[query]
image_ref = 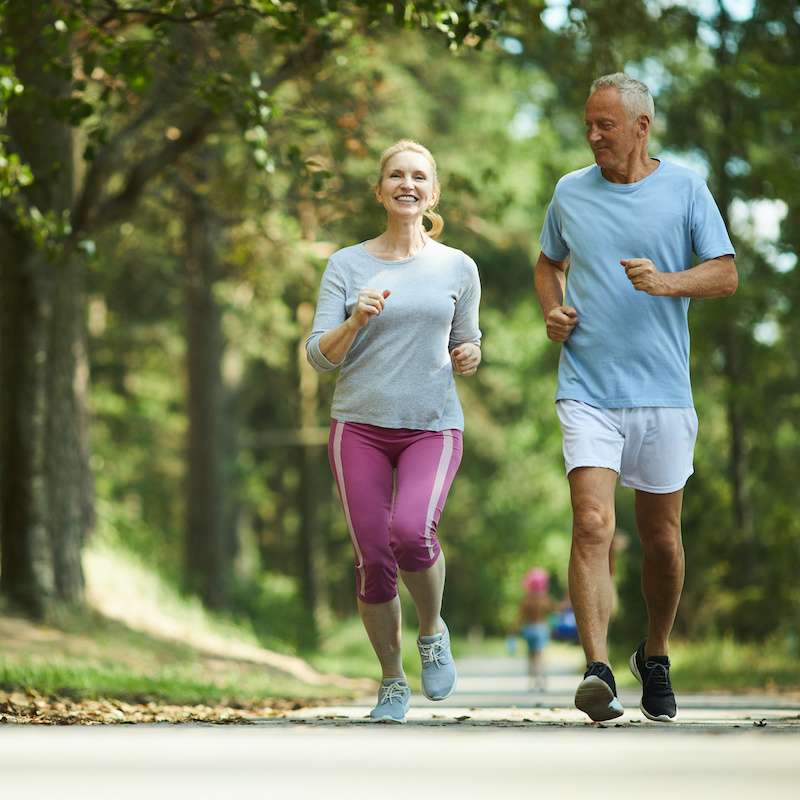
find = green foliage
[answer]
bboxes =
[0,68,29,196]
[0,653,345,705]
[4,0,799,651]
[229,572,312,651]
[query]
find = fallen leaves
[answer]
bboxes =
[0,690,301,725]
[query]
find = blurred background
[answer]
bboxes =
[1,0,798,706]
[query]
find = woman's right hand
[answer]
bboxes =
[349,288,391,329]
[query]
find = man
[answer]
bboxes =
[534,73,737,723]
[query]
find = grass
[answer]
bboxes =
[0,656,339,707]
[0,604,357,707]
[4,541,797,706]
[0,542,365,708]
[5,614,798,707]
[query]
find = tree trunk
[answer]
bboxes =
[0,0,88,614]
[46,253,92,602]
[295,302,331,645]
[0,238,53,615]
[182,188,229,609]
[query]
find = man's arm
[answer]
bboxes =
[534,251,578,342]
[621,255,738,298]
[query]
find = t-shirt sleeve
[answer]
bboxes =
[449,254,482,350]
[690,181,736,261]
[539,191,569,262]
[305,258,347,372]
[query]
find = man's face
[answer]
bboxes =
[584,88,643,172]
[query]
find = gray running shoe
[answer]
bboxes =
[417,621,457,701]
[369,679,411,723]
[575,661,625,722]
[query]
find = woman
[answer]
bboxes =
[306,140,482,723]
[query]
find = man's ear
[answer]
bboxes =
[638,114,651,138]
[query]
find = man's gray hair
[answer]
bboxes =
[590,73,655,122]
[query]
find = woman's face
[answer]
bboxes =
[376,150,437,222]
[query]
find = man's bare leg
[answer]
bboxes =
[568,467,618,665]
[634,488,685,656]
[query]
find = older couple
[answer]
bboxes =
[306,73,736,724]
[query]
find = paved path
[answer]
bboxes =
[2,650,798,799]
[284,649,800,731]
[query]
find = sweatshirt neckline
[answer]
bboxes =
[359,237,431,265]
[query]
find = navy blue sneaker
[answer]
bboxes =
[629,640,677,722]
[575,661,624,722]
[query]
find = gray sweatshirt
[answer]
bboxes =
[306,238,482,431]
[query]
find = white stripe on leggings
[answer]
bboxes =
[423,431,454,560]
[332,421,366,596]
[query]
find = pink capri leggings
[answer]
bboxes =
[328,420,463,604]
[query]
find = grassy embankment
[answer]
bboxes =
[0,542,489,709]
[2,542,797,710]
[0,542,369,710]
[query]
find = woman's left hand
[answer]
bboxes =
[451,342,481,376]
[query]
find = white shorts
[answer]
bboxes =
[556,400,698,494]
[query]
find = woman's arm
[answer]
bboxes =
[450,255,482,376]
[305,256,390,372]
[317,289,391,365]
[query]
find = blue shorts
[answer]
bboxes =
[521,623,549,654]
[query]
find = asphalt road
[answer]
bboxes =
[2,651,798,799]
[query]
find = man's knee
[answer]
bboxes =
[640,520,682,559]
[572,500,615,547]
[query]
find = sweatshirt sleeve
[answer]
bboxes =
[449,254,482,350]
[305,258,347,372]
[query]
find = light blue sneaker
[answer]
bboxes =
[369,679,411,723]
[417,620,457,701]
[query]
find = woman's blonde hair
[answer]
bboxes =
[376,139,444,239]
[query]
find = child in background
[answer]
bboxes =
[517,568,553,691]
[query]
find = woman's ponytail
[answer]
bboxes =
[423,208,444,239]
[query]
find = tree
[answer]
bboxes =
[0,0,506,615]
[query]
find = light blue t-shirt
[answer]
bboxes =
[539,159,735,408]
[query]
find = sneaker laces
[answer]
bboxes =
[379,681,408,704]
[418,638,447,667]
[644,660,672,695]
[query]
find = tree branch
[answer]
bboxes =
[72,29,334,235]
[72,100,164,233]
[91,0,277,29]
[86,111,215,232]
